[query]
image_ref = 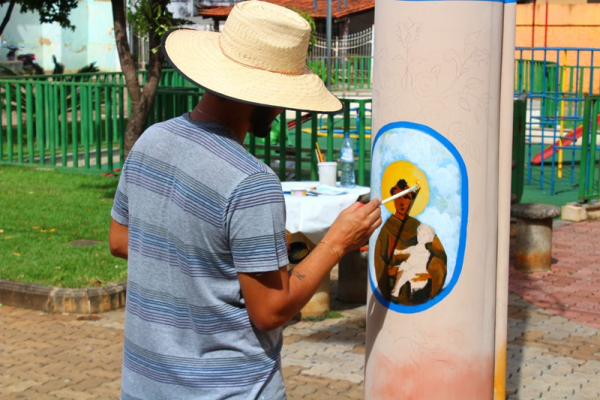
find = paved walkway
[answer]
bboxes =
[1,220,600,399]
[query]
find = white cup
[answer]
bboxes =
[318,162,338,187]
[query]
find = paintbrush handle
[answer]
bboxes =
[381,185,420,205]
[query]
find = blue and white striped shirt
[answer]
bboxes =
[112,113,289,399]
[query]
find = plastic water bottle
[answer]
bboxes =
[340,134,356,188]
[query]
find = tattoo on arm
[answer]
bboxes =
[290,268,306,281]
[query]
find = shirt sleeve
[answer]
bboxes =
[226,172,289,273]
[111,164,129,226]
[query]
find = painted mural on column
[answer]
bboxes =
[366,0,516,398]
[370,122,467,314]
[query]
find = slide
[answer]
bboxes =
[287,112,312,130]
[531,114,600,165]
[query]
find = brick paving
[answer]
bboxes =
[1,220,600,399]
[510,220,600,329]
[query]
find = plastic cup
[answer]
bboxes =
[318,162,338,187]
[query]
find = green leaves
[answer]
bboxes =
[127,0,190,52]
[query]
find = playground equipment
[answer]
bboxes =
[578,95,600,202]
[514,47,600,194]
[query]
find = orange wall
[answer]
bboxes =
[516,3,600,48]
[515,4,600,93]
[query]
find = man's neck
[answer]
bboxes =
[189,93,252,142]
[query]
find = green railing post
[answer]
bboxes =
[0,85,4,162]
[16,82,23,163]
[294,111,302,181]
[106,85,113,172]
[71,85,78,168]
[119,85,125,166]
[588,99,599,199]
[82,85,90,168]
[59,84,68,167]
[50,84,57,166]
[6,83,14,163]
[326,114,334,162]
[310,113,318,180]
[94,86,102,169]
[26,84,34,164]
[578,96,592,201]
[278,113,286,180]
[35,82,44,166]
[358,100,366,186]
[511,98,527,203]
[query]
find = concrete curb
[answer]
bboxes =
[0,279,126,314]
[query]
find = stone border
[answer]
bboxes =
[0,280,126,314]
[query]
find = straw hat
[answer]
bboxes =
[162,0,342,113]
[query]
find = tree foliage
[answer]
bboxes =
[0,0,79,34]
[127,0,188,52]
[286,7,317,55]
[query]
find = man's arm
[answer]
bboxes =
[109,218,129,260]
[238,198,382,332]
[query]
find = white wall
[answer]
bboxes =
[0,0,119,72]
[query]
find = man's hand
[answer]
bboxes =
[321,198,382,256]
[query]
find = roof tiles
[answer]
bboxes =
[198,0,374,20]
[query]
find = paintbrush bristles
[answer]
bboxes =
[381,184,420,205]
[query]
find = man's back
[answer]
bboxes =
[112,114,288,399]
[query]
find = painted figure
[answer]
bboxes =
[390,223,435,298]
[374,179,447,305]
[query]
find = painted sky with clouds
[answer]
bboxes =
[370,126,464,287]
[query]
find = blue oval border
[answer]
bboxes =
[370,121,469,314]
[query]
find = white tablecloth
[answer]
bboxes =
[281,181,371,245]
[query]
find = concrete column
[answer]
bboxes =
[366,1,516,398]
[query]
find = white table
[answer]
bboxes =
[281,181,371,245]
[281,181,371,317]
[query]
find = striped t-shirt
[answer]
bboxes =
[111,113,289,399]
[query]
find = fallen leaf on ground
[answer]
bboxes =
[32,226,39,230]
[13,253,20,257]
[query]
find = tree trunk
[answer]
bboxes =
[0,0,17,37]
[110,0,165,158]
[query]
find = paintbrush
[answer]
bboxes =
[315,142,325,162]
[381,184,420,205]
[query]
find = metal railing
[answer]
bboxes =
[0,79,127,171]
[514,47,600,194]
[1,75,372,184]
[578,95,600,202]
[308,56,372,91]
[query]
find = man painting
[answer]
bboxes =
[374,179,447,305]
[108,2,382,399]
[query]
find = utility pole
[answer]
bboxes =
[326,0,332,89]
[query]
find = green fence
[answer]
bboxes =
[308,56,373,91]
[1,74,372,184]
[0,79,127,171]
[578,95,600,201]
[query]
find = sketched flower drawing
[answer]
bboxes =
[396,18,423,47]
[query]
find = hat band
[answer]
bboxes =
[218,37,306,76]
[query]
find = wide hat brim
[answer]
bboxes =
[162,29,343,114]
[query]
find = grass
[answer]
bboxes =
[0,165,126,288]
